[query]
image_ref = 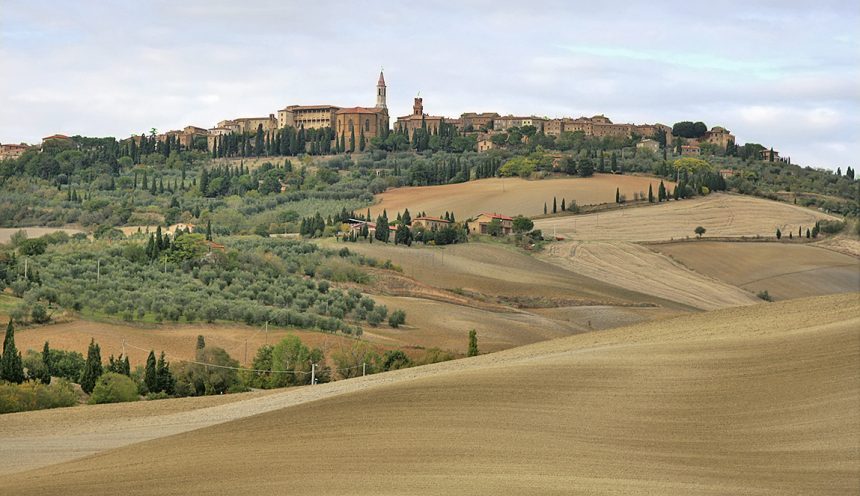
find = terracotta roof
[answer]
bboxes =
[479,212,513,221]
[336,107,385,115]
[396,114,444,121]
[413,216,450,223]
[42,134,71,141]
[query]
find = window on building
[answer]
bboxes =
[365,119,370,131]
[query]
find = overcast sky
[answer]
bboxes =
[1,1,857,169]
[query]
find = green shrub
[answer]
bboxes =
[818,220,846,234]
[89,372,139,404]
[0,379,78,414]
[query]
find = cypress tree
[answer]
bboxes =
[1,319,24,384]
[648,184,654,203]
[156,351,174,395]
[80,338,103,394]
[206,219,212,241]
[544,203,547,215]
[658,180,666,202]
[615,187,620,203]
[776,228,782,239]
[144,350,158,393]
[359,128,366,152]
[349,128,356,153]
[42,341,52,377]
[552,197,557,214]
[122,355,131,376]
[196,335,206,351]
[468,329,478,357]
[561,198,566,211]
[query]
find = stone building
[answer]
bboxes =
[460,112,499,131]
[335,106,389,149]
[468,213,513,235]
[217,115,277,134]
[0,143,30,161]
[703,126,735,150]
[493,115,545,132]
[277,105,340,130]
[396,97,446,138]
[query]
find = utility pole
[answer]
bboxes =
[310,363,316,385]
[24,258,28,280]
[265,321,268,346]
[244,339,248,366]
[362,362,366,377]
[97,259,100,282]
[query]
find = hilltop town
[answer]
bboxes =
[0,71,780,164]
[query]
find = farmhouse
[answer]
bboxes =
[681,144,701,156]
[0,143,30,160]
[469,213,513,235]
[411,216,451,231]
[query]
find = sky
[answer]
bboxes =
[1,0,858,170]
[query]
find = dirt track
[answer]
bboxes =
[2,293,857,495]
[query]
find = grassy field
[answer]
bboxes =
[370,174,670,219]
[654,241,860,301]
[534,193,838,242]
[2,293,856,494]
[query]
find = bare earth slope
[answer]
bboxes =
[371,174,668,219]
[534,193,837,242]
[654,241,860,301]
[2,293,857,495]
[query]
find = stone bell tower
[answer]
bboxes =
[376,70,387,109]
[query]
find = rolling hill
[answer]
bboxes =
[2,293,857,495]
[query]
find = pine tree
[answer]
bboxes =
[80,338,103,394]
[1,319,24,384]
[468,329,478,357]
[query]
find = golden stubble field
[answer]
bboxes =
[370,174,670,219]
[654,241,860,300]
[2,293,857,495]
[534,192,837,242]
